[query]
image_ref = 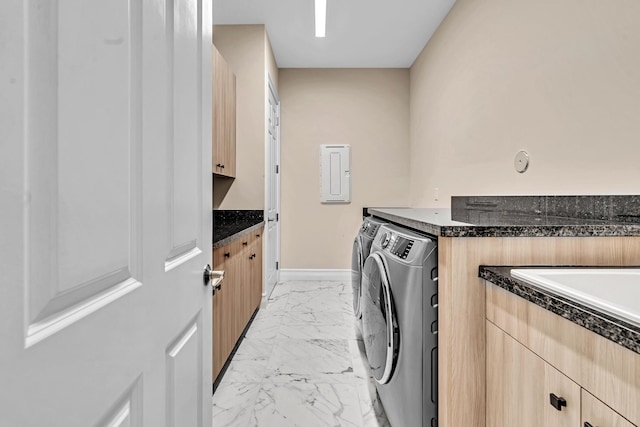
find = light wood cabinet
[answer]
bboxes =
[486,321,581,427]
[212,241,234,381]
[582,390,636,427]
[212,228,263,382]
[212,44,236,178]
[485,281,639,427]
[434,236,640,427]
[249,231,263,311]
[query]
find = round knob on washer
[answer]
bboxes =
[381,232,391,248]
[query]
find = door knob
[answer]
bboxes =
[203,264,224,287]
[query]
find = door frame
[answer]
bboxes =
[263,72,281,301]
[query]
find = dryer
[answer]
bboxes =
[351,216,386,321]
[361,223,438,427]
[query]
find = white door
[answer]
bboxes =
[0,1,212,426]
[264,75,281,299]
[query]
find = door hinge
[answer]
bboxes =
[276,165,279,174]
[276,261,279,270]
[276,213,279,221]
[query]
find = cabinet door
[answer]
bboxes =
[233,236,252,339]
[251,232,263,311]
[486,321,581,427]
[582,390,637,427]
[212,243,232,380]
[225,68,236,177]
[244,237,256,321]
[228,239,246,347]
[212,45,236,178]
[213,240,243,381]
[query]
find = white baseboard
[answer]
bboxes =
[279,269,351,282]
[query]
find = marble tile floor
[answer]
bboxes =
[212,280,391,427]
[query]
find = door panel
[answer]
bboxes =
[24,0,143,347]
[166,318,203,427]
[97,377,144,427]
[0,0,212,425]
[167,0,202,266]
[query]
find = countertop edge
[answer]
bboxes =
[368,209,443,237]
[479,266,640,355]
[213,222,265,249]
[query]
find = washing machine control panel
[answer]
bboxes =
[380,232,391,248]
[390,236,414,259]
[362,221,380,238]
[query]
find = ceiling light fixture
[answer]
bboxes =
[315,0,327,38]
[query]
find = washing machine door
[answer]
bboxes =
[362,252,399,385]
[351,235,364,318]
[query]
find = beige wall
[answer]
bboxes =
[409,0,640,207]
[279,69,410,269]
[213,25,278,209]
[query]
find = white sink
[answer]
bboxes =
[510,268,640,328]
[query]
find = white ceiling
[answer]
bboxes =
[213,0,457,68]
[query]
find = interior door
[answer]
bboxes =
[0,1,212,426]
[265,75,281,299]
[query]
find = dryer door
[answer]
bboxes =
[351,235,364,318]
[362,252,399,384]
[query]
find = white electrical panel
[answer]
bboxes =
[319,144,351,203]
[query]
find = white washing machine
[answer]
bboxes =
[361,223,438,427]
[351,216,387,321]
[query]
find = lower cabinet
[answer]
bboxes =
[248,236,263,312]
[486,282,638,427]
[212,228,263,382]
[582,390,636,427]
[486,321,580,427]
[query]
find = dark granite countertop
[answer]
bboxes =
[213,210,264,248]
[368,195,640,238]
[213,222,264,249]
[480,266,640,355]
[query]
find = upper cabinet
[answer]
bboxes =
[212,44,236,178]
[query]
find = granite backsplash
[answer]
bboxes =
[451,195,640,223]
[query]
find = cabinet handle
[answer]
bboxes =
[256,234,260,237]
[242,241,248,246]
[549,394,567,411]
[584,423,595,427]
[216,163,222,168]
[224,252,230,258]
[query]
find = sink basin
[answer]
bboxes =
[510,268,640,328]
